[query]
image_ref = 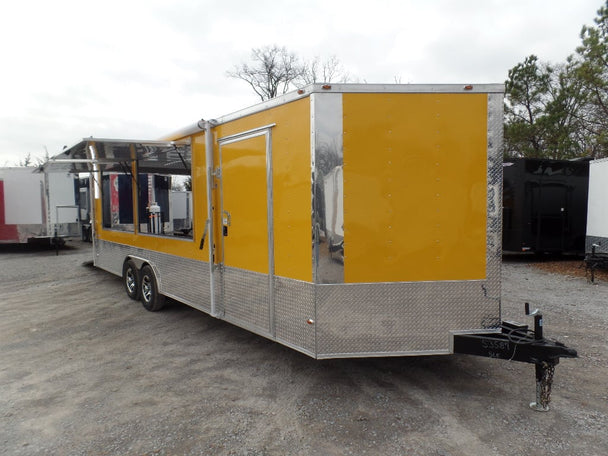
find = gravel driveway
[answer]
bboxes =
[1,242,606,455]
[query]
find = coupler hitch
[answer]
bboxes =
[452,303,577,411]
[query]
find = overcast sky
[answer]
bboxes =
[0,0,603,165]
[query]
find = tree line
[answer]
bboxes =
[15,4,608,165]
[505,1,608,159]
[229,4,608,161]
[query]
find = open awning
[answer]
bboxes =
[40,138,192,175]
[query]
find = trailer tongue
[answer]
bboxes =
[453,303,577,411]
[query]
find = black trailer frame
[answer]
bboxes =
[453,303,577,411]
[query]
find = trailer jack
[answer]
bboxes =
[452,303,577,411]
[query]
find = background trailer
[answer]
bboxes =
[585,158,608,277]
[586,158,608,254]
[51,84,575,409]
[502,158,589,254]
[0,167,79,244]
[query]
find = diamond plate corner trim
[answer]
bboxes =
[485,92,504,316]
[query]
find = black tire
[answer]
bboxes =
[140,265,166,311]
[122,259,140,300]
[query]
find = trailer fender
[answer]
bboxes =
[126,255,148,270]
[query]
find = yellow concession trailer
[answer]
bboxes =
[51,84,578,409]
[50,84,503,358]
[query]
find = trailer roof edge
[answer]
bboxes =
[164,83,505,140]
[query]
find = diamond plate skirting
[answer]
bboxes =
[94,239,211,312]
[95,239,500,358]
[274,276,316,356]
[222,266,271,336]
[315,281,499,358]
[586,235,608,255]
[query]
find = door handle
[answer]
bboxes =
[199,219,209,250]
[222,210,231,237]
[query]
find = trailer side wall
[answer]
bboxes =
[313,91,503,357]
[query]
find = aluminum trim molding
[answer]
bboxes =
[217,124,276,145]
[266,129,276,336]
[209,84,504,129]
[317,349,450,360]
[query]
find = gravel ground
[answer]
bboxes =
[1,242,607,456]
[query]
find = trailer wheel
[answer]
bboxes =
[122,259,140,300]
[140,265,166,312]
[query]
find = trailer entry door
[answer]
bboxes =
[218,126,275,335]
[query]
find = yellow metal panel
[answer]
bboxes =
[214,98,312,281]
[221,135,268,274]
[342,93,488,283]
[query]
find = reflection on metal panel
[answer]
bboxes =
[312,93,344,284]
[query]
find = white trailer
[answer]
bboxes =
[586,158,608,254]
[0,167,80,244]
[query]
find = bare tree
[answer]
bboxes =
[35,148,50,166]
[17,152,32,167]
[227,45,303,101]
[298,55,349,85]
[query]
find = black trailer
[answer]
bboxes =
[502,158,589,254]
